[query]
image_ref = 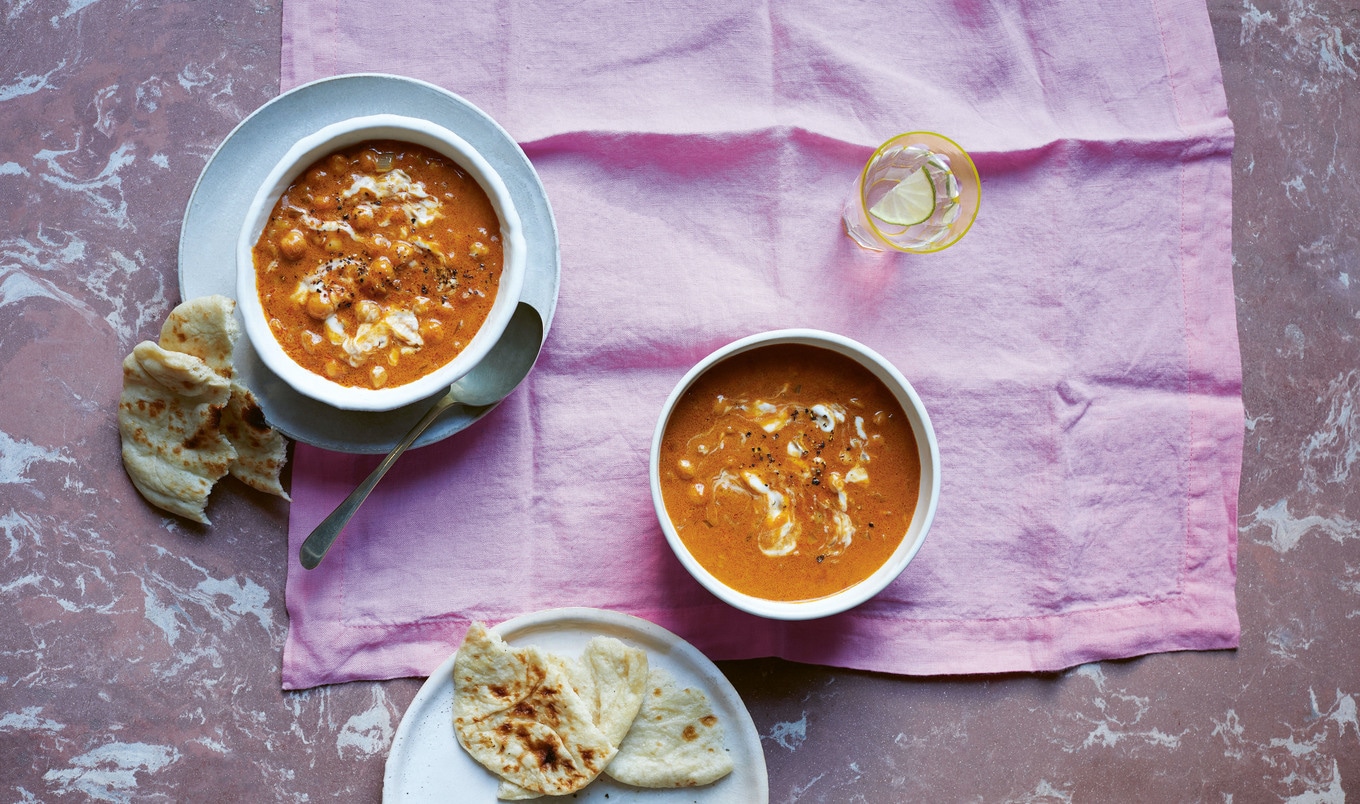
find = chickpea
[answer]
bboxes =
[368,256,394,287]
[393,241,414,262]
[328,154,348,173]
[355,299,382,324]
[324,316,345,344]
[325,235,344,254]
[358,150,379,172]
[413,295,432,314]
[419,318,442,342]
[305,291,335,320]
[370,365,388,388]
[324,360,343,378]
[279,229,307,260]
[298,330,324,353]
[351,205,375,231]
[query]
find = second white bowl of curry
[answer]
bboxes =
[236,114,527,412]
[650,330,940,620]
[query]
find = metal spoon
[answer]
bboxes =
[299,302,544,570]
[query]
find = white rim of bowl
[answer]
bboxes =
[649,329,941,620]
[235,114,527,412]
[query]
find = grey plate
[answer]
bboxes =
[178,73,559,454]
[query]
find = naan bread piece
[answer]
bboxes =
[118,341,236,524]
[495,654,576,800]
[574,636,649,746]
[157,295,289,499]
[493,782,544,801]
[158,294,239,376]
[495,773,555,801]
[220,383,290,499]
[495,639,648,800]
[606,667,734,788]
[454,624,616,796]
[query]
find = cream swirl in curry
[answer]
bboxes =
[252,139,502,390]
[658,343,921,602]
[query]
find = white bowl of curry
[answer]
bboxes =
[237,114,527,412]
[650,330,940,620]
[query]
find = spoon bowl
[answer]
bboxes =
[298,302,545,569]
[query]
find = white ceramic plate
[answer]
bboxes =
[382,608,769,803]
[178,73,560,453]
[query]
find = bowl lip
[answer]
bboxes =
[649,329,941,621]
[235,113,528,412]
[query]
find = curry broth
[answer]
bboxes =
[252,139,503,390]
[659,344,921,602]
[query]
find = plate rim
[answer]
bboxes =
[382,607,770,803]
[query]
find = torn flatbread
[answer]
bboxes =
[220,384,290,499]
[158,294,239,376]
[605,667,734,788]
[454,624,616,796]
[156,294,289,499]
[496,637,648,799]
[118,341,236,524]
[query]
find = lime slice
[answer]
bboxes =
[868,167,936,227]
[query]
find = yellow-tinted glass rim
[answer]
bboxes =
[860,131,981,254]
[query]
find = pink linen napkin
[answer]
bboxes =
[279,0,1241,689]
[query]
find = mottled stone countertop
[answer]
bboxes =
[2,0,1356,800]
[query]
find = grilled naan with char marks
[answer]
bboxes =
[157,294,289,500]
[453,623,615,796]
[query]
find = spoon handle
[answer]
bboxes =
[298,390,460,570]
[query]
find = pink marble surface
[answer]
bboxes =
[0,0,1355,801]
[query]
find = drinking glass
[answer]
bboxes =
[843,131,980,253]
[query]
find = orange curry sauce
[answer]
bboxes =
[659,344,921,602]
[252,139,503,389]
